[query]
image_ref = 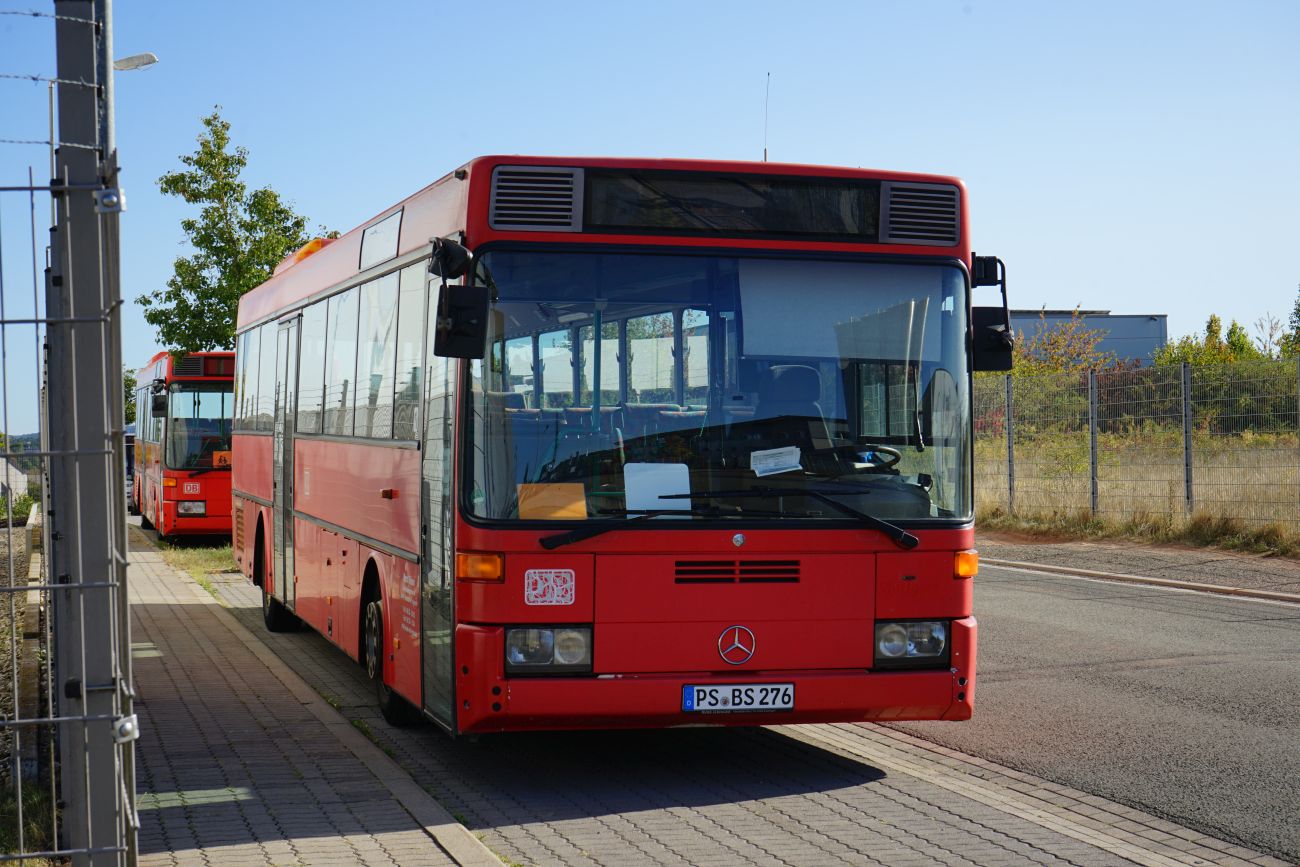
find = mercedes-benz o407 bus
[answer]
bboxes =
[232,156,1013,734]
[133,350,235,538]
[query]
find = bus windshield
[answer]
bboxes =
[466,250,971,525]
[166,382,234,470]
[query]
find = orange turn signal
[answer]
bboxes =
[955,550,979,579]
[162,477,177,488]
[456,552,504,582]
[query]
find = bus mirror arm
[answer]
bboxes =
[971,255,1015,372]
[429,237,471,279]
[430,237,489,359]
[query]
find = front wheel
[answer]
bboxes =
[261,587,297,632]
[363,598,420,727]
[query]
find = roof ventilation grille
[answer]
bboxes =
[490,166,583,232]
[881,182,960,246]
[172,356,203,376]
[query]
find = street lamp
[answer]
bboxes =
[113,53,159,72]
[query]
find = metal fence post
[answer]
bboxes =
[1089,369,1098,515]
[48,1,135,863]
[1005,374,1015,514]
[1182,361,1194,516]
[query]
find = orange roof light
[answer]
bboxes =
[955,550,979,579]
[274,237,336,275]
[293,237,334,263]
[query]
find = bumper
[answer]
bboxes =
[161,509,232,536]
[455,617,977,734]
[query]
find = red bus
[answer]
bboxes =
[233,156,1012,734]
[132,350,236,538]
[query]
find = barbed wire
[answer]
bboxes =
[0,9,95,24]
[0,139,96,150]
[0,72,94,88]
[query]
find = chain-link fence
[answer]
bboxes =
[976,359,1300,529]
[1,2,136,864]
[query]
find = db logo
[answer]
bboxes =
[524,569,575,606]
[183,482,200,495]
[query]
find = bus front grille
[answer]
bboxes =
[674,560,800,584]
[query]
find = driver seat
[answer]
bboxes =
[752,364,833,452]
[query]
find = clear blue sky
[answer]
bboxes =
[1,0,1297,433]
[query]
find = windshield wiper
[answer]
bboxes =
[661,487,919,550]
[539,504,775,550]
[187,464,231,477]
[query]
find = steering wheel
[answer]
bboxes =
[853,445,902,469]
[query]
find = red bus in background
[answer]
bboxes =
[132,350,235,538]
[233,156,1012,735]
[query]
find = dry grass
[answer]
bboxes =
[976,431,1300,544]
[977,504,1300,558]
[154,540,238,577]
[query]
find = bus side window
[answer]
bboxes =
[324,287,360,437]
[539,329,574,409]
[682,309,710,406]
[627,313,675,404]
[255,322,277,432]
[392,264,426,440]
[354,274,399,438]
[297,301,328,433]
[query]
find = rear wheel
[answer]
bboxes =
[139,493,153,529]
[363,597,419,726]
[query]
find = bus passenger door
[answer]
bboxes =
[273,318,300,611]
[421,351,456,729]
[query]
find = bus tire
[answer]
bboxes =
[363,596,419,727]
[261,587,296,633]
[139,498,153,530]
[255,528,296,632]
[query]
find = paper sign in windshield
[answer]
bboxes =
[525,569,575,606]
[750,446,802,477]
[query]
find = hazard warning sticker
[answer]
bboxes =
[524,569,575,606]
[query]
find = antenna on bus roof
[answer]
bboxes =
[763,72,770,162]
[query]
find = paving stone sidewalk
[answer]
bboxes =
[977,533,1300,597]
[128,534,489,866]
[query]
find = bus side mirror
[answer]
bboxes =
[971,254,1014,372]
[971,307,1014,371]
[430,237,471,279]
[432,283,489,359]
[151,393,168,414]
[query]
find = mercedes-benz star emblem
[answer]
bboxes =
[718,625,756,665]
[732,533,745,547]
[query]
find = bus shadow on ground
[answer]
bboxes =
[217,595,889,831]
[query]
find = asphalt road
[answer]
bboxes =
[894,563,1300,861]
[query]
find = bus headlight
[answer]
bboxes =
[874,620,949,668]
[177,501,206,516]
[504,626,592,675]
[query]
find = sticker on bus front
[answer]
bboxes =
[524,569,575,606]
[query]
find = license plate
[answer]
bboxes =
[682,683,794,713]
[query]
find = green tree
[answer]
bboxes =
[1010,309,1119,376]
[1280,284,1300,358]
[1154,314,1262,366]
[123,368,136,426]
[139,108,318,352]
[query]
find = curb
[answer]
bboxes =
[166,564,501,867]
[983,557,1300,605]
